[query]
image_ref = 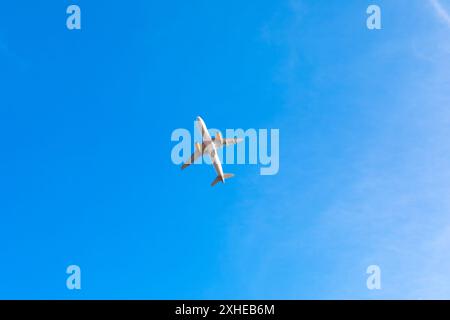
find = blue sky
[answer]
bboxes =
[1,0,450,299]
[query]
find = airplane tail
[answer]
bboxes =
[211,173,234,187]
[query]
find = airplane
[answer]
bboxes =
[181,116,243,187]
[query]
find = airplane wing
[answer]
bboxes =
[181,142,203,170]
[213,136,243,149]
[181,150,202,170]
[222,137,243,146]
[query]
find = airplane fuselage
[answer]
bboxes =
[196,117,225,182]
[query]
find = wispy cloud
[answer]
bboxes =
[220,0,450,299]
[430,0,450,27]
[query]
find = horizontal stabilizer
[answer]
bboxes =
[211,176,221,187]
[211,173,234,187]
[223,173,234,179]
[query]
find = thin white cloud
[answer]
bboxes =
[220,0,450,299]
[430,0,450,27]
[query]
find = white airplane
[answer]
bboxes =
[181,116,243,187]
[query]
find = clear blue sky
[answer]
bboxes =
[1,0,450,299]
